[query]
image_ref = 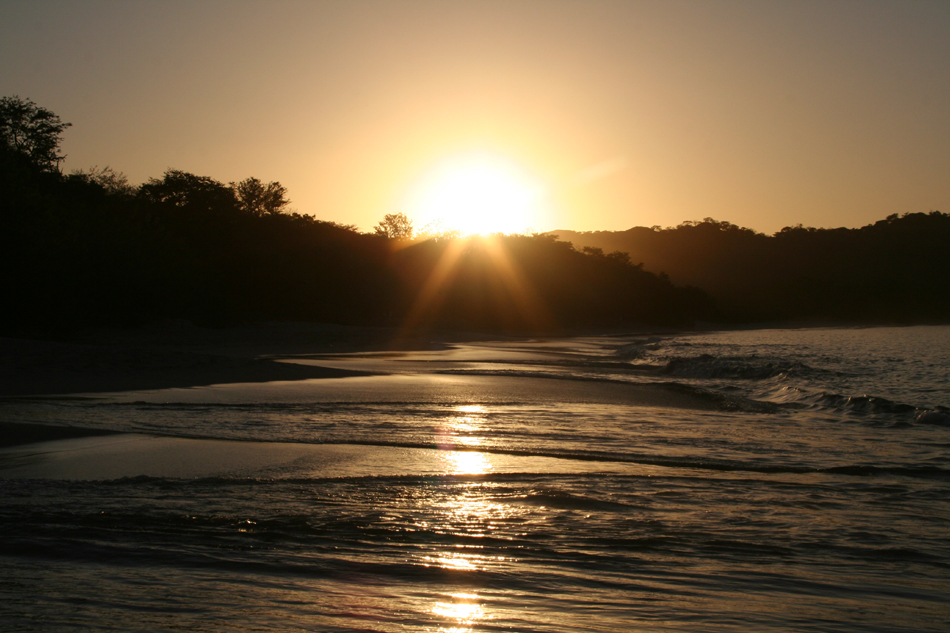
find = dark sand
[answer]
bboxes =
[0,421,120,448]
[0,321,491,398]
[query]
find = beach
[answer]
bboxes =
[1,324,948,632]
[0,320,708,477]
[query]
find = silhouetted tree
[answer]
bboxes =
[231,177,290,216]
[416,219,461,242]
[606,251,632,265]
[138,169,237,215]
[0,95,71,172]
[374,212,413,239]
[68,165,136,196]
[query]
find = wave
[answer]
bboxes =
[803,392,950,423]
[328,440,950,481]
[425,368,779,412]
[813,392,917,415]
[659,354,824,380]
[514,489,637,511]
[915,410,950,426]
[612,337,667,360]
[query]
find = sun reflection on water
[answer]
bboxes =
[424,405,509,630]
[443,450,491,475]
[429,553,478,570]
[432,592,487,631]
[438,404,489,449]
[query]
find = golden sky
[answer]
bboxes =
[2,0,948,234]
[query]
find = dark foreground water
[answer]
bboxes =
[1,326,949,631]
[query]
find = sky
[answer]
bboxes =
[2,0,948,235]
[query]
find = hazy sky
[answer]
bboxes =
[2,0,948,234]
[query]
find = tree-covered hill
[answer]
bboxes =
[6,95,941,335]
[550,214,950,323]
[1,96,713,335]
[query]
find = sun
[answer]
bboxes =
[404,152,547,236]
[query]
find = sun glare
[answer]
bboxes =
[405,153,547,236]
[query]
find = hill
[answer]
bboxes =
[549,215,950,323]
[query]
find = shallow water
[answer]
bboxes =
[1,325,948,631]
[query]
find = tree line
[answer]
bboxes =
[1,96,714,335]
[551,212,950,323]
[7,95,941,334]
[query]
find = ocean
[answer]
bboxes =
[1,325,948,631]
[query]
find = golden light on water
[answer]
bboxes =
[431,554,478,570]
[418,404,510,630]
[435,405,489,451]
[444,450,492,475]
[405,152,548,236]
[445,405,487,446]
[432,592,486,631]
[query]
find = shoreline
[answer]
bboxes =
[2,318,931,399]
[0,319,684,400]
[2,320,934,450]
[0,321,486,399]
[0,321,615,449]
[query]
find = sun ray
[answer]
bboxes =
[475,236,558,332]
[397,234,557,337]
[397,237,470,334]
